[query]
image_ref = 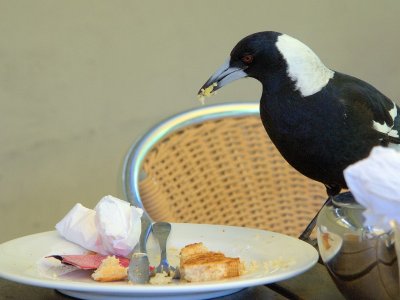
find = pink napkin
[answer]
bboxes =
[47,254,130,270]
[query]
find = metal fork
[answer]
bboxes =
[152,222,176,276]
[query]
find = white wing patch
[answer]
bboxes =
[372,104,399,138]
[276,34,334,97]
[373,120,392,135]
[389,129,399,138]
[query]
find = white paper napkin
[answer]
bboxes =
[344,146,400,230]
[55,195,143,257]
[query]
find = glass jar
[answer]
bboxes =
[317,192,399,299]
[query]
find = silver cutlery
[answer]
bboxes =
[128,212,152,283]
[152,222,177,276]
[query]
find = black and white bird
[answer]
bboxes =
[198,31,400,239]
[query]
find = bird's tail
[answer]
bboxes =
[388,104,400,150]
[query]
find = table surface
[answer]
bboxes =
[0,263,345,300]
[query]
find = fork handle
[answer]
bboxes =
[152,222,171,267]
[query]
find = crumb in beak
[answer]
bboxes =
[198,82,218,105]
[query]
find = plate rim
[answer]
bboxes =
[0,224,319,295]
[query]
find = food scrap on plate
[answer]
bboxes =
[47,242,244,283]
[45,195,247,284]
[180,242,244,282]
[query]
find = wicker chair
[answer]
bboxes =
[122,102,327,237]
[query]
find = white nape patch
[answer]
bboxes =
[372,104,399,137]
[276,34,334,97]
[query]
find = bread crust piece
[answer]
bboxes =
[180,242,209,264]
[180,243,244,282]
[91,256,128,282]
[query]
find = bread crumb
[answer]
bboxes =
[198,83,218,104]
[91,256,127,282]
[263,257,295,274]
[150,271,173,284]
[244,260,259,274]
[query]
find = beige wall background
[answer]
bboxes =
[1,0,399,243]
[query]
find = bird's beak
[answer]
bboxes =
[198,59,248,97]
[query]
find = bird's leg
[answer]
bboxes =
[298,196,332,243]
[298,185,339,243]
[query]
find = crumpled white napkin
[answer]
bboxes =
[343,146,400,230]
[55,195,143,257]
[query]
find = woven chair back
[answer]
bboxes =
[132,109,326,237]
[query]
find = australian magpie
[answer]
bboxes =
[198,31,400,240]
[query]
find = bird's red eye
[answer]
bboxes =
[241,54,254,64]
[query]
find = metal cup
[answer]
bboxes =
[317,192,399,300]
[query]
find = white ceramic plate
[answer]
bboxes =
[0,223,318,300]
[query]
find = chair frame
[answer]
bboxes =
[122,102,260,210]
